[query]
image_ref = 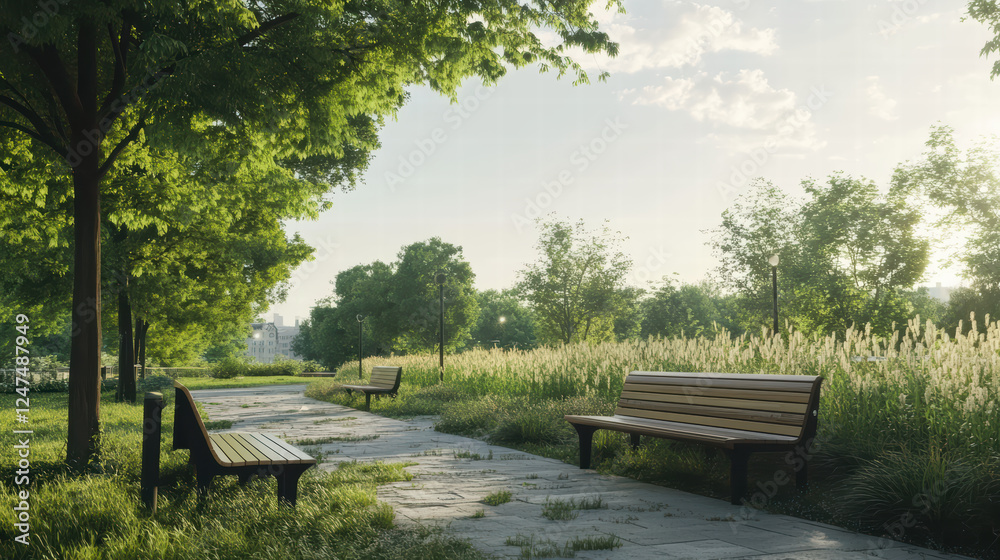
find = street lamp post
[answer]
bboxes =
[356,314,365,379]
[435,271,446,381]
[498,315,506,348]
[768,254,780,336]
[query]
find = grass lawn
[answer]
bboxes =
[0,390,489,560]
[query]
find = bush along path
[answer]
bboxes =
[191,384,976,560]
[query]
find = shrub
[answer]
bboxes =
[210,357,247,379]
[137,374,175,396]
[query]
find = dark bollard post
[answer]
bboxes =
[142,392,165,513]
[101,366,107,381]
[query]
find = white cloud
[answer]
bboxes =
[866,76,898,121]
[575,2,778,73]
[625,69,827,151]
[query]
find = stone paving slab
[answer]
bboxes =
[190,385,973,560]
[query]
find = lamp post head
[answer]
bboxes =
[356,314,364,323]
[768,254,780,267]
[435,271,446,285]
[498,316,506,324]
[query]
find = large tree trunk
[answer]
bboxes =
[66,152,103,468]
[116,282,135,403]
[67,19,104,466]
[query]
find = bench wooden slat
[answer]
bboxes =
[224,433,276,465]
[243,433,307,464]
[210,439,234,465]
[617,398,805,426]
[625,374,814,393]
[234,433,288,463]
[630,371,820,382]
[215,433,264,465]
[254,433,316,464]
[209,432,247,466]
[564,414,798,445]
[619,390,809,413]
[615,406,803,437]
[622,382,812,403]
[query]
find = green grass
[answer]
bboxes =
[203,420,234,430]
[291,435,380,445]
[303,325,1000,558]
[0,392,490,560]
[314,417,357,424]
[505,533,620,559]
[482,490,512,506]
[175,376,305,390]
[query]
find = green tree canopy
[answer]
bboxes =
[0,0,621,465]
[516,217,632,344]
[471,289,537,349]
[293,237,479,368]
[709,176,929,337]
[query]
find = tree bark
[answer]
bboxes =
[139,320,149,374]
[117,282,135,403]
[66,148,102,468]
[66,20,103,468]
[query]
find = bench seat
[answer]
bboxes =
[173,381,316,504]
[565,371,822,505]
[562,415,799,447]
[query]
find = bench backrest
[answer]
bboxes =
[369,366,402,391]
[172,381,225,463]
[616,372,822,441]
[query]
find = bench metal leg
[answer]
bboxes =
[364,393,372,411]
[728,449,750,505]
[277,465,309,506]
[196,469,215,498]
[572,424,598,469]
[796,457,808,490]
[629,433,641,450]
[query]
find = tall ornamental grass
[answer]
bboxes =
[338,316,999,461]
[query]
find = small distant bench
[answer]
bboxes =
[564,371,822,505]
[172,381,316,505]
[341,366,402,410]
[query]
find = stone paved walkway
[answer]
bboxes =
[190,385,972,560]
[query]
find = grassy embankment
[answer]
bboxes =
[307,317,1000,559]
[0,390,488,560]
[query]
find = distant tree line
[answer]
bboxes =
[293,126,1000,370]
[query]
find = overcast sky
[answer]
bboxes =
[270,0,999,324]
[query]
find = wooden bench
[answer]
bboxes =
[172,381,316,505]
[341,366,402,410]
[564,371,822,505]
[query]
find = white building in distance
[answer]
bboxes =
[927,282,954,303]
[245,313,303,363]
